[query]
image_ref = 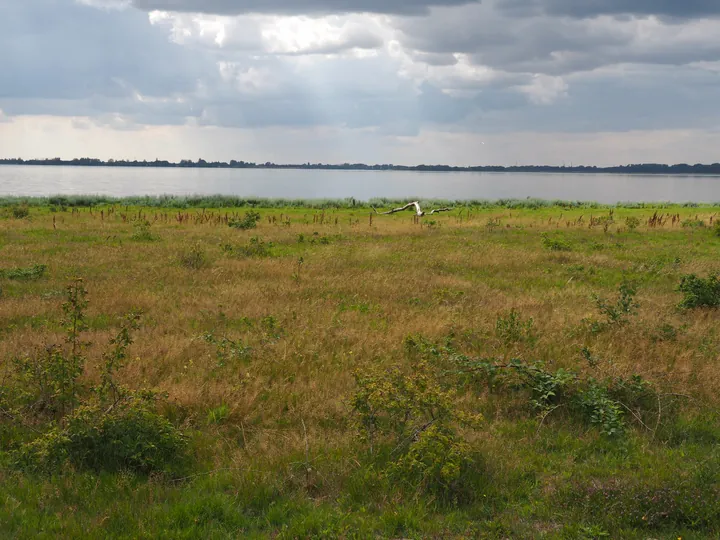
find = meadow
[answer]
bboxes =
[1,198,719,539]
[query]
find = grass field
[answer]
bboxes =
[1,200,720,538]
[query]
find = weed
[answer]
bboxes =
[202,332,252,367]
[12,279,89,417]
[495,309,537,347]
[677,273,720,308]
[485,218,501,231]
[207,404,231,425]
[650,322,680,343]
[580,346,599,367]
[292,257,305,282]
[260,315,284,341]
[15,398,187,474]
[592,280,639,326]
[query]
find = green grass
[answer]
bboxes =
[1,201,720,537]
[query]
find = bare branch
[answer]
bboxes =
[372,201,453,217]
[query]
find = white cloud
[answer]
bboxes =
[518,74,568,104]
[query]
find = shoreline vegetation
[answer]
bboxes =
[3,157,720,174]
[1,195,720,209]
[2,201,720,537]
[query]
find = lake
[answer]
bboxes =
[1,165,720,203]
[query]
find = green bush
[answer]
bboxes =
[456,357,660,438]
[541,233,572,252]
[228,211,261,230]
[625,216,640,231]
[352,360,481,497]
[131,219,156,241]
[677,273,720,308]
[15,399,187,474]
[0,264,47,281]
[386,425,474,497]
[9,205,30,219]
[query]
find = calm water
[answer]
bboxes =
[1,166,720,203]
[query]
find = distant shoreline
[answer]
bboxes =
[2,159,720,175]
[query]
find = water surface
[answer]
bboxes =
[1,166,720,203]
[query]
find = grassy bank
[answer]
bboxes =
[1,201,720,538]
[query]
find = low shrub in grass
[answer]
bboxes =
[228,211,261,230]
[352,360,482,499]
[179,243,208,269]
[0,264,47,281]
[15,398,188,474]
[677,273,720,308]
[130,219,157,241]
[541,233,572,252]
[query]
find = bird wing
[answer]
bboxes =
[428,207,453,215]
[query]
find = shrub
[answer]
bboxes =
[541,233,572,252]
[713,221,720,237]
[131,219,156,241]
[9,205,30,219]
[236,237,274,258]
[625,216,640,231]
[352,360,481,496]
[386,425,473,497]
[0,264,47,281]
[16,399,187,474]
[682,219,705,229]
[455,357,660,438]
[229,211,261,230]
[677,273,720,309]
[4,280,187,474]
[179,243,208,269]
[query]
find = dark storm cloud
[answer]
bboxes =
[132,0,479,15]
[497,0,720,19]
[397,3,720,75]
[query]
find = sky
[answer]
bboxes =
[1,0,720,166]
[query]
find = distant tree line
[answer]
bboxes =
[1,157,720,175]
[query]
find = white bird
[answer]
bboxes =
[372,201,452,217]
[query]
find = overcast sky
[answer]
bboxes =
[1,0,719,165]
